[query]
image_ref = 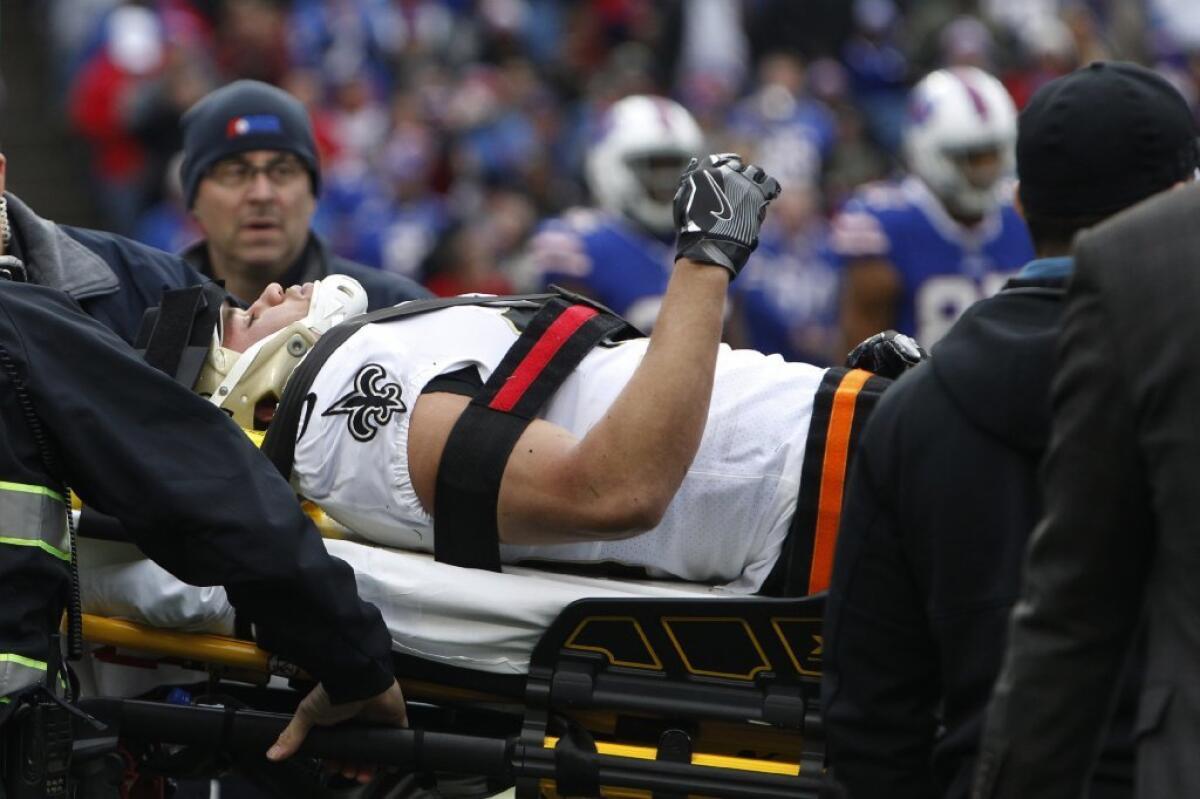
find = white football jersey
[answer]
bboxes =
[292,303,826,592]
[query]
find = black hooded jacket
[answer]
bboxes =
[822,275,1135,798]
[0,281,395,709]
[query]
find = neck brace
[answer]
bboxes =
[194,275,368,428]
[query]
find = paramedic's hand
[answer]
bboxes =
[673,153,782,278]
[845,329,926,379]
[266,679,408,780]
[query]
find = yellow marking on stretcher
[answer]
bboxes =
[770,616,824,677]
[660,617,772,681]
[244,425,352,540]
[82,615,274,673]
[564,616,664,670]
[241,426,351,539]
[542,736,802,776]
[300,501,352,539]
[82,617,514,708]
[81,616,519,710]
[241,427,267,448]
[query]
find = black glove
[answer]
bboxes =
[673,153,782,278]
[845,330,927,379]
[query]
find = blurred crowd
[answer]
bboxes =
[35,0,1200,363]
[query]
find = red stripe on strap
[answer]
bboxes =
[489,305,598,412]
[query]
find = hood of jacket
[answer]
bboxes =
[929,277,1066,452]
[5,193,120,299]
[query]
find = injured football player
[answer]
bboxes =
[145,155,909,596]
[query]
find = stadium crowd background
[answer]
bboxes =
[16,0,1200,363]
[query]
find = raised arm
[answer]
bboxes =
[410,155,780,544]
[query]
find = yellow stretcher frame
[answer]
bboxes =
[78,419,822,795]
[80,614,807,788]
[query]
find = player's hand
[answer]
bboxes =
[673,153,782,278]
[266,679,408,783]
[845,330,926,379]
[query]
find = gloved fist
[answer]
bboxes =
[845,330,927,379]
[673,153,782,278]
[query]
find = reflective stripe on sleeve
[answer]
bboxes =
[0,480,69,561]
[0,652,48,698]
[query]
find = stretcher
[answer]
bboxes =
[69,506,830,798]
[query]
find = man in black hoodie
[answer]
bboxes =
[821,62,1199,799]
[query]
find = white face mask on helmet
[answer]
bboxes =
[904,67,1017,219]
[586,95,705,236]
[193,275,368,429]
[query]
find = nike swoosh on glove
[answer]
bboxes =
[673,153,782,278]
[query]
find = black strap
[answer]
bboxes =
[262,287,639,480]
[433,298,631,571]
[507,559,655,580]
[758,368,890,597]
[553,718,601,798]
[654,729,692,799]
[261,292,559,478]
[137,282,227,386]
[421,365,483,398]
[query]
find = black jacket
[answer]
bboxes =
[0,281,394,706]
[975,185,1200,798]
[6,192,206,344]
[823,276,1135,798]
[184,234,431,309]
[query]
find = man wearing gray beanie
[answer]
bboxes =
[179,80,429,308]
[825,61,1198,799]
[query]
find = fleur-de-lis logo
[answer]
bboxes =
[322,363,407,442]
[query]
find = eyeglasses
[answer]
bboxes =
[206,157,307,189]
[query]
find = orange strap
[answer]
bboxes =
[807,368,872,594]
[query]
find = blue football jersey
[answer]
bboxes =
[832,176,1034,345]
[733,224,841,366]
[531,210,674,332]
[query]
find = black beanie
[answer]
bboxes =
[180,80,320,208]
[1017,62,1199,218]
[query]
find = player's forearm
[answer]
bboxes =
[570,259,728,528]
[496,155,778,541]
[558,153,779,534]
